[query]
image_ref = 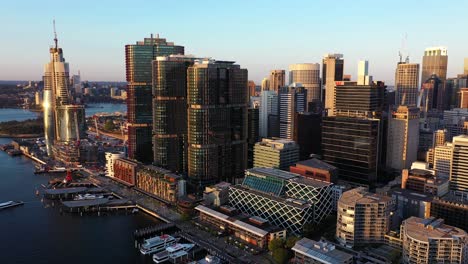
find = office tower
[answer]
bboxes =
[290,158,338,183]
[247,107,259,168]
[336,188,393,248]
[460,88,468,108]
[187,59,248,191]
[418,129,434,160]
[421,74,444,112]
[433,129,447,147]
[152,55,195,173]
[55,105,86,142]
[279,83,306,139]
[253,138,299,170]
[357,60,371,85]
[395,62,419,106]
[269,70,285,92]
[292,238,353,264]
[386,106,419,170]
[323,54,344,116]
[401,217,467,264]
[421,47,448,83]
[229,168,334,234]
[334,81,386,117]
[261,77,270,91]
[433,143,452,177]
[248,80,256,97]
[293,112,322,159]
[430,196,468,232]
[443,108,468,140]
[322,116,381,185]
[450,135,468,194]
[125,35,184,163]
[465,58,468,75]
[259,90,278,138]
[289,63,321,110]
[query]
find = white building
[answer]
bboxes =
[450,135,468,195]
[105,151,125,177]
[259,90,278,138]
[433,143,453,177]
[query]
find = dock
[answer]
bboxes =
[134,223,176,238]
[0,201,24,210]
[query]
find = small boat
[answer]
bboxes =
[0,201,24,210]
[152,243,195,263]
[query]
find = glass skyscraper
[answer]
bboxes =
[125,35,184,163]
[187,59,248,192]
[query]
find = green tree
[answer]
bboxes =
[268,238,285,252]
[272,248,289,264]
[285,236,301,249]
[104,119,115,131]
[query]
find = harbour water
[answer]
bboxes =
[0,104,157,264]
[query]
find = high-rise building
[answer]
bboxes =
[259,90,278,138]
[322,116,381,185]
[433,129,447,147]
[279,83,306,139]
[464,58,468,75]
[401,217,467,264]
[253,138,299,170]
[386,106,420,171]
[152,55,195,173]
[323,54,344,116]
[248,80,256,97]
[261,77,270,91]
[125,35,184,163]
[443,108,468,140]
[395,62,419,106]
[289,63,321,110]
[421,74,444,112]
[269,70,285,92]
[450,135,468,195]
[293,112,322,159]
[187,59,248,192]
[357,60,371,85]
[433,143,452,177]
[460,88,468,108]
[247,107,259,168]
[421,47,448,83]
[334,81,386,118]
[336,188,393,248]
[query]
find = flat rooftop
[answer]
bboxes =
[289,176,332,188]
[247,167,298,181]
[404,217,467,242]
[340,187,392,205]
[292,238,353,263]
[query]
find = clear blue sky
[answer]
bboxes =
[1,0,467,84]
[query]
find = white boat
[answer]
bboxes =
[139,234,179,255]
[152,243,195,263]
[0,201,14,207]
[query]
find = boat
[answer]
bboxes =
[0,201,24,210]
[152,243,195,263]
[139,234,179,255]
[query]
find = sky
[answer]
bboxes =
[1,0,467,84]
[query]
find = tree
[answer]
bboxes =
[104,119,115,131]
[285,236,301,249]
[272,248,289,264]
[268,238,285,252]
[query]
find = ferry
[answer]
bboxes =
[152,243,194,263]
[139,234,179,255]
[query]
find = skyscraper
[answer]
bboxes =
[421,74,444,112]
[187,59,248,192]
[152,55,195,173]
[450,135,468,195]
[334,81,386,117]
[269,70,285,92]
[293,112,322,160]
[289,63,320,110]
[279,83,306,139]
[248,80,256,97]
[386,106,420,170]
[421,47,448,83]
[357,60,369,85]
[125,35,184,163]
[259,90,278,138]
[395,62,419,106]
[261,77,270,91]
[323,54,344,116]
[247,107,259,168]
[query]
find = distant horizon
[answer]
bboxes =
[1,0,467,85]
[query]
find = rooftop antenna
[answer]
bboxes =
[53,19,58,49]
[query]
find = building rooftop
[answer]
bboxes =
[246,167,298,181]
[255,138,299,150]
[289,176,332,188]
[292,238,353,263]
[390,188,434,202]
[403,217,467,243]
[230,185,312,209]
[295,158,337,171]
[339,187,392,206]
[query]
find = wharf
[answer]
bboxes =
[134,223,176,238]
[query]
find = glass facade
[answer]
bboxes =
[187,61,248,192]
[125,36,184,163]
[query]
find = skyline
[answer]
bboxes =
[1,0,468,84]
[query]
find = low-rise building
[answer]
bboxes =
[336,187,393,248]
[401,166,449,197]
[290,158,338,183]
[292,238,353,264]
[203,182,231,207]
[136,165,185,204]
[105,151,125,177]
[253,138,299,170]
[390,188,433,228]
[195,205,286,250]
[113,158,138,186]
[401,217,468,264]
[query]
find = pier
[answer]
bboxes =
[134,223,176,238]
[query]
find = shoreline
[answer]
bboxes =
[0,133,43,138]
